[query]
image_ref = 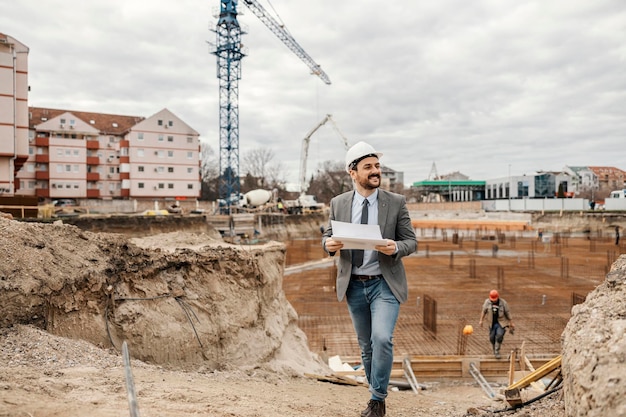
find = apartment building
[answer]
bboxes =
[17,107,201,201]
[587,166,626,193]
[0,33,29,196]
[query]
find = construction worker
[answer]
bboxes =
[479,289,514,359]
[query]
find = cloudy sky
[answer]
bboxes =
[2,0,625,188]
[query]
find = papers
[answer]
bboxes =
[331,220,387,250]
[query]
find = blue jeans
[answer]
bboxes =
[489,322,506,345]
[346,277,400,400]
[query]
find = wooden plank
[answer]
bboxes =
[506,355,561,391]
[508,349,516,386]
[304,373,367,387]
[519,341,526,372]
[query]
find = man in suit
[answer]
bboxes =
[322,141,417,417]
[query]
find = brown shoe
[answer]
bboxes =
[361,399,385,417]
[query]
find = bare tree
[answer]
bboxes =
[241,148,286,190]
[200,141,219,201]
[306,161,352,204]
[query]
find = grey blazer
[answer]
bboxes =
[322,190,417,303]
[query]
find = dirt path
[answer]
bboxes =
[0,325,565,417]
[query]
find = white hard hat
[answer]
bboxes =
[345,141,383,172]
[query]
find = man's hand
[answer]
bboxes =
[375,239,396,256]
[324,237,344,253]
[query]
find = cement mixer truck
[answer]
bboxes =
[217,189,275,211]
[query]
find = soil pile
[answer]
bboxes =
[562,255,626,417]
[0,218,327,375]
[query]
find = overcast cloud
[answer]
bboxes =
[2,0,625,188]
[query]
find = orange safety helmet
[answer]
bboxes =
[489,289,499,301]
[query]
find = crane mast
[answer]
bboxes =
[211,0,330,209]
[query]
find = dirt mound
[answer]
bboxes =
[0,218,327,375]
[562,254,626,417]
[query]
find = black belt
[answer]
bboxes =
[350,274,383,282]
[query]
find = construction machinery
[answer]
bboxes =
[298,114,350,196]
[210,0,330,212]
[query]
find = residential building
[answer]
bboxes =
[587,166,626,193]
[563,166,598,195]
[0,33,29,196]
[379,164,403,192]
[17,107,201,201]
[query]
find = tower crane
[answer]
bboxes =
[299,114,350,195]
[211,0,331,210]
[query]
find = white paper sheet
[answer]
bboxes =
[331,220,387,250]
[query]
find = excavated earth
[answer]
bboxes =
[0,215,624,417]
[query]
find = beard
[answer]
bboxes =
[357,174,381,190]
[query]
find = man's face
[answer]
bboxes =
[351,156,381,190]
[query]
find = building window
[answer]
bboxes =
[187,137,193,143]
[60,118,66,124]
[167,136,173,142]
[168,120,173,127]
[167,151,173,158]
[168,167,174,173]
[168,183,174,189]
[187,184,193,189]
[138,132,144,140]
[158,135,164,141]
[158,183,164,189]
[187,151,193,159]
[138,183,145,188]
[138,166,144,172]
[187,167,193,174]
[158,120,163,126]
[137,149,144,157]
[65,165,71,172]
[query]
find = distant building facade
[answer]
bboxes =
[0,33,29,196]
[379,165,404,192]
[562,166,626,200]
[587,166,626,193]
[485,171,574,200]
[411,179,486,202]
[563,166,598,195]
[16,107,201,201]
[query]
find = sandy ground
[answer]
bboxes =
[0,325,565,417]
